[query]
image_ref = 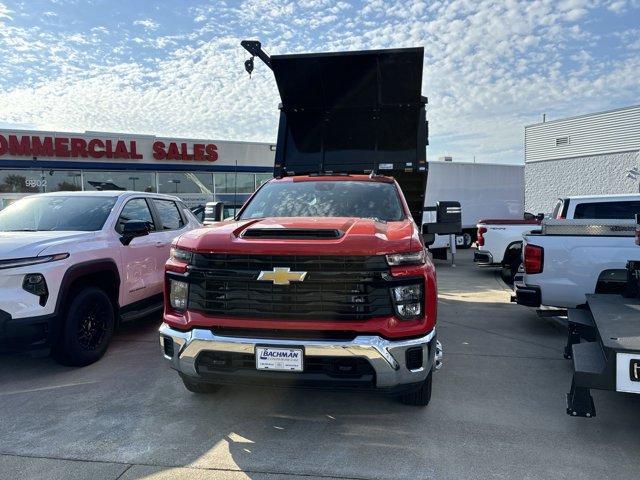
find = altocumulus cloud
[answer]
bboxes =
[0,0,638,163]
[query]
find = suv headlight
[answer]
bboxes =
[170,247,192,263]
[169,279,189,311]
[390,284,423,320]
[386,250,426,266]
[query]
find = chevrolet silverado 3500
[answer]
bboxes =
[159,44,456,405]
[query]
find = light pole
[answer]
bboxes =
[169,179,181,193]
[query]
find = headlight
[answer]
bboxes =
[23,273,49,306]
[386,250,426,266]
[169,279,189,311]
[391,283,423,320]
[0,253,69,270]
[170,247,192,263]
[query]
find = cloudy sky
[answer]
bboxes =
[0,0,638,164]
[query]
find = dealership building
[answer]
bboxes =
[0,128,275,210]
[525,104,640,213]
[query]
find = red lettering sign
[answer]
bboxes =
[0,134,219,162]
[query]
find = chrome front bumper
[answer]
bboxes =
[159,323,440,388]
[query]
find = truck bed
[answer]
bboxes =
[587,294,640,352]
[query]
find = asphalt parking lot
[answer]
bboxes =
[1,249,639,480]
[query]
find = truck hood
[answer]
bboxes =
[0,231,94,260]
[176,217,419,256]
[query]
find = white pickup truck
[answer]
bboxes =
[514,219,637,309]
[0,191,200,365]
[475,194,640,280]
[474,216,540,278]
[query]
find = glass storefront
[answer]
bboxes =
[214,173,256,194]
[157,172,214,194]
[83,171,156,192]
[0,169,82,193]
[0,168,273,209]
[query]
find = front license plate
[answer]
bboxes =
[255,346,304,372]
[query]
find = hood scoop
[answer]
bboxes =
[242,228,343,239]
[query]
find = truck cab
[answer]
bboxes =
[159,45,455,405]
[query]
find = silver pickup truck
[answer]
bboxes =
[514,219,637,309]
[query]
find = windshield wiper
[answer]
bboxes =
[4,229,39,232]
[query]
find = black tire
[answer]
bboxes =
[500,254,522,285]
[53,287,115,366]
[509,256,522,282]
[180,373,220,393]
[459,232,473,249]
[400,370,433,406]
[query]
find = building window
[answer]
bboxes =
[0,169,45,193]
[214,173,256,194]
[45,170,82,192]
[0,169,82,193]
[83,171,156,192]
[157,172,214,194]
[255,173,272,188]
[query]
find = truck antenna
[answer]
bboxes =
[240,40,272,78]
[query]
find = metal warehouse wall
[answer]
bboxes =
[525,150,640,214]
[525,105,640,163]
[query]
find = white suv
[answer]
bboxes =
[0,191,200,365]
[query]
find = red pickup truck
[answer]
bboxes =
[161,174,440,404]
[158,44,456,405]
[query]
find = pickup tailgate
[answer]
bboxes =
[521,220,636,308]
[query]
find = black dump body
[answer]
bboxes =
[268,46,428,222]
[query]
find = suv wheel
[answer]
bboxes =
[53,287,115,366]
[400,370,433,406]
[180,373,220,393]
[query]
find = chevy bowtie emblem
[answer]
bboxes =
[257,267,307,286]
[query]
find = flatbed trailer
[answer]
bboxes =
[566,293,640,417]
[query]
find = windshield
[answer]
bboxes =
[239,180,405,221]
[0,196,117,232]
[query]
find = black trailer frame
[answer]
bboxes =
[565,292,640,417]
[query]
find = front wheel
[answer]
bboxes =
[400,370,433,406]
[53,286,115,366]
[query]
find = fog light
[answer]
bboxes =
[396,303,421,317]
[23,273,48,301]
[391,283,423,320]
[169,280,188,311]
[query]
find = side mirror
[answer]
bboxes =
[120,220,150,245]
[203,201,225,225]
[422,201,462,235]
[422,232,436,247]
[536,212,545,222]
